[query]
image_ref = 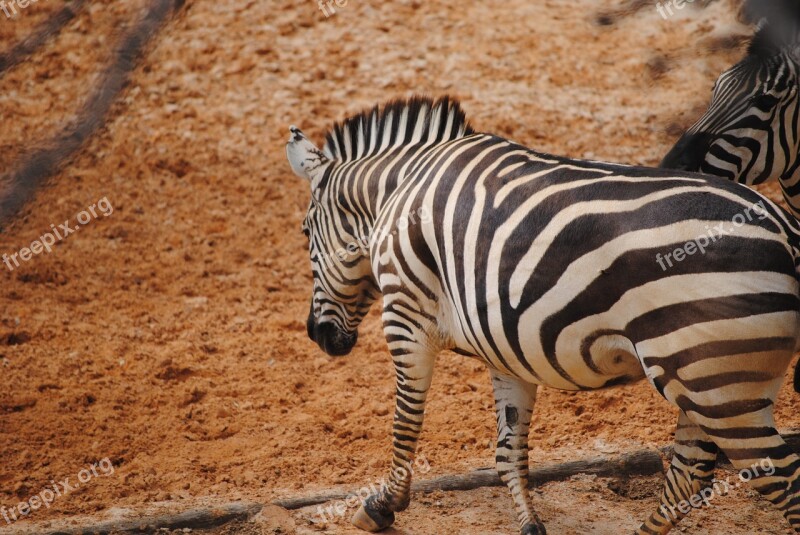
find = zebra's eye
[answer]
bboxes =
[751,93,777,108]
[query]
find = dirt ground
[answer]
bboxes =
[1,0,799,533]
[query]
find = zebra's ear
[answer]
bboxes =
[286,126,330,181]
[790,42,800,63]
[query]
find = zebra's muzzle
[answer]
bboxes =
[307,315,358,356]
[660,131,716,172]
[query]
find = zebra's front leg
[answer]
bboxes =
[351,341,437,532]
[490,369,545,535]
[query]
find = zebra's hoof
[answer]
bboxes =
[521,521,547,534]
[351,501,395,532]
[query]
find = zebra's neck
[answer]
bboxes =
[338,141,447,222]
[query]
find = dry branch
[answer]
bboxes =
[41,502,262,535]
[276,429,800,511]
[274,448,665,510]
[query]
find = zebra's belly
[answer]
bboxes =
[448,311,646,391]
[448,283,795,391]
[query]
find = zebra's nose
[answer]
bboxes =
[317,322,357,356]
[660,132,714,172]
[306,301,356,355]
[307,321,357,357]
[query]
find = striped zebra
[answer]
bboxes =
[661,3,800,217]
[286,96,800,534]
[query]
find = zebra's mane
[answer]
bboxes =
[748,24,783,58]
[743,0,800,58]
[322,96,474,163]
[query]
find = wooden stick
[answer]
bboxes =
[44,502,263,535]
[274,448,665,509]
[276,429,800,510]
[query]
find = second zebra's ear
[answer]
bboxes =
[790,42,800,63]
[286,126,330,181]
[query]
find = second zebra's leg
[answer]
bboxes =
[636,411,718,535]
[351,340,437,532]
[490,369,545,535]
[705,415,800,533]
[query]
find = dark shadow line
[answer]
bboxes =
[0,0,89,79]
[0,0,186,226]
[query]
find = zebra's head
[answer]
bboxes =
[286,125,378,356]
[661,23,800,183]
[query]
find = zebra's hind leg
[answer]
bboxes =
[702,417,800,533]
[490,369,546,535]
[351,343,437,532]
[636,411,718,535]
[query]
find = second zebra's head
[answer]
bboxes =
[661,22,800,183]
[285,125,378,357]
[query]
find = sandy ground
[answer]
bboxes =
[1,0,799,533]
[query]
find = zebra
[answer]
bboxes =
[286,96,800,534]
[660,1,800,217]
